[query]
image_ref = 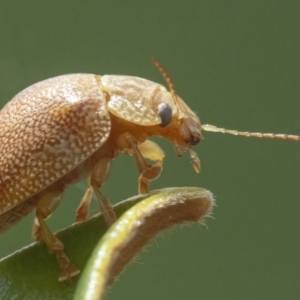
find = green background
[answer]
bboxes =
[0,1,299,299]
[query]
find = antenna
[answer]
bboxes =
[202,124,300,142]
[152,58,177,101]
[151,59,299,143]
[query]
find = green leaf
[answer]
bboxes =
[0,187,214,300]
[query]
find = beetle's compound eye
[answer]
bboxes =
[158,103,172,127]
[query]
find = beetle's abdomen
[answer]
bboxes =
[0,74,111,214]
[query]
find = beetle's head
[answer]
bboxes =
[152,87,202,156]
[158,92,202,144]
[150,59,202,159]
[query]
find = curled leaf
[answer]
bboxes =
[74,187,214,300]
[0,187,214,300]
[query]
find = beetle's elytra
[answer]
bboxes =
[0,64,202,280]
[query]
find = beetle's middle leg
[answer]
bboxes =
[32,190,79,281]
[76,156,116,226]
[75,185,93,222]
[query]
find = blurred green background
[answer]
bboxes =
[0,1,299,299]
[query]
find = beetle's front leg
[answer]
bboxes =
[117,134,165,194]
[137,139,165,193]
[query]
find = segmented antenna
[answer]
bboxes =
[202,124,300,142]
[151,60,299,143]
[152,58,177,101]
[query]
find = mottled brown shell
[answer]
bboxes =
[0,74,111,214]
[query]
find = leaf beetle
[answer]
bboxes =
[0,60,202,280]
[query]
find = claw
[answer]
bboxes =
[57,250,80,282]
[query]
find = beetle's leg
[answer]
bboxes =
[117,134,164,194]
[32,190,63,242]
[137,140,165,194]
[75,185,94,222]
[33,190,79,281]
[89,156,116,227]
[137,139,165,162]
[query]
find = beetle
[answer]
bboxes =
[0,60,204,281]
[0,60,298,281]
